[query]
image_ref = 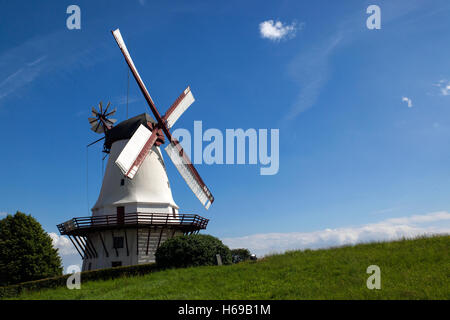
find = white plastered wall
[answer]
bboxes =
[81,228,184,271]
[92,139,178,216]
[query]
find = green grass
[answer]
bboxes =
[10,235,450,300]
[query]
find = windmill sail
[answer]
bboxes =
[164,87,195,129]
[115,124,158,179]
[165,141,214,209]
[112,29,161,121]
[112,28,215,209]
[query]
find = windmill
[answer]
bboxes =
[57,29,213,271]
[111,28,214,209]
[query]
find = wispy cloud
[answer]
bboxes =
[114,94,141,106]
[0,56,47,101]
[284,2,428,121]
[27,55,47,67]
[0,212,7,217]
[371,206,399,215]
[0,28,111,106]
[222,211,450,256]
[259,20,299,41]
[0,32,64,104]
[434,79,450,96]
[402,96,413,108]
[284,33,343,120]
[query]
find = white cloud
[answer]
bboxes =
[49,232,78,256]
[46,212,450,265]
[222,211,450,257]
[434,79,450,96]
[259,20,298,41]
[402,96,413,108]
[0,212,7,217]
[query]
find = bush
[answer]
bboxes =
[231,248,252,263]
[0,262,159,298]
[0,212,63,286]
[155,234,232,268]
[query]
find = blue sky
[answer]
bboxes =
[1,0,450,268]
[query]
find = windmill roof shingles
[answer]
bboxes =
[104,113,156,150]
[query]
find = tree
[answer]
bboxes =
[0,212,63,286]
[231,248,252,263]
[155,234,232,269]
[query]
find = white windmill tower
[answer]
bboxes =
[58,29,214,271]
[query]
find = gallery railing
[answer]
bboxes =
[57,212,209,235]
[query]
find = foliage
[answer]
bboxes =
[8,235,449,300]
[0,212,63,286]
[155,234,232,268]
[231,248,252,263]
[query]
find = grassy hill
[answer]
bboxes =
[9,235,450,299]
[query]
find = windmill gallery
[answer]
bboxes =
[57,29,215,271]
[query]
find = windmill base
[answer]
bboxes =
[81,227,186,271]
[57,212,209,271]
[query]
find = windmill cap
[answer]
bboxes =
[104,113,156,150]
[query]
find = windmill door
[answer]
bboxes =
[117,206,125,225]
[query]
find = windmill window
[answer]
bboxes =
[112,261,122,268]
[113,236,124,249]
[120,179,125,186]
